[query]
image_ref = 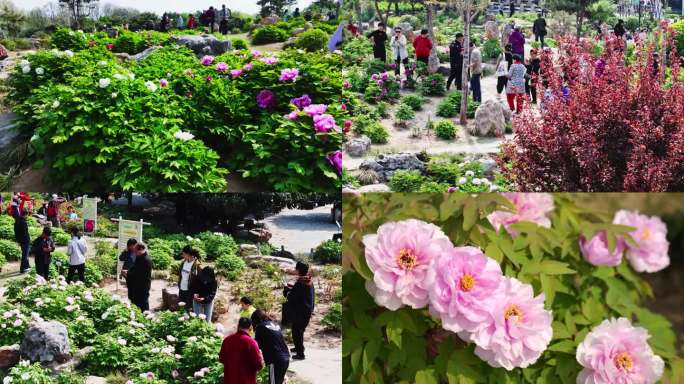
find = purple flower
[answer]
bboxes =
[261,56,278,65]
[285,110,300,121]
[376,80,384,86]
[313,114,337,133]
[343,80,351,89]
[159,79,168,88]
[448,187,458,192]
[201,55,214,65]
[327,150,343,175]
[291,94,312,109]
[279,68,299,82]
[371,73,379,81]
[256,90,276,109]
[251,50,262,58]
[205,76,213,82]
[243,63,254,71]
[303,104,327,116]
[230,69,243,78]
[215,62,229,72]
[381,72,389,81]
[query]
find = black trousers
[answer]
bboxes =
[417,56,429,64]
[35,256,51,280]
[497,76,508,94]
[395,56,409,76]
[447,67,463,90]
[269,360,289,384]
[536,34,546,48]
[292,316,311,356]
[67,263,85,283]
[179,289,193,312]
[373,48,386,62]
[132,290,150,312]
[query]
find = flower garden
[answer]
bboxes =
[1,25,345,192]
[0,193,342,383]
[342,192,684,383]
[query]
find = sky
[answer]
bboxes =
[15,0,315,15]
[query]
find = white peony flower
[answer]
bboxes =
[144,81,157,92]
[151,347,160,353]
[3,375,12,383]
[166,335,176,342]
[13,319,22,327]
[19,59,29,67]
[52,100,60,108]
[173,131,194,141]
[98,60,108,66]
[20,374,29,380]
[465,170,475,177]
[22,65,31,74]
[458,177,467,185]
[111,93,118,99]
[66,296,75,305]
[113,73,126,80]
[198,314,207,320]
[117,338,127,346]
[99,78,111,88]
[64,50,74,57]
[187,336,198,342]
[35,67,44,75]
[472,178,482,185]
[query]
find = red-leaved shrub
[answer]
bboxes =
[501,24,684,191]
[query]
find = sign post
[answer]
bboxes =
[82,196,98,234]
[113,217,150,292]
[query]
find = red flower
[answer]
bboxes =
[106,43,114,50]
[343,120,352,134]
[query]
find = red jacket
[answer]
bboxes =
[413,35,433,58]
[219,330,264,384]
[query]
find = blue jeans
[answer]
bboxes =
[20,242,30,272]
[193,300,214,323]
[470,74,482,103]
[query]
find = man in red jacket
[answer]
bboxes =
[413,29,433,65]
[219,317,264,384]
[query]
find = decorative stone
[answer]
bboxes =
[248,228,271,243]
[0,345,20,369]
[292,27,306,35]
[357,184,391,192]
[20,320,70,364]
[162,286,180,311]
[168,35,232,56]
[479,158,498,177]
[472,99,507,137]
[132,46,162,62]
[303,22,313,31]
[344,136,371,158]
[359,153,425,181]
[239,244,259,257]
[244,255,297,270]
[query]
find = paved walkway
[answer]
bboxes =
[288,345,342,384]
[263,205,339,255]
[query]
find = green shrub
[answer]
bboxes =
[251,25,289,44]
[231,37,249,50]
[375,101,389,118]
[321,302,341,331]
[0,222,14,240]
[674,20,684,60]
[0,239,21,261]
[437,91,478,118]
[146,238,174,270]
[196,231,238,260]
[312,239,342,263]
[51,28,88,51]
[395,103,416,123]
[482,37,502,59]
[434,119,457,140]
[295,28,329,52]
[51,228,70,246]
[91,240,118,276]
[400,94,425,111]
[342,38,373,64]
[113,31,146,54]
[388,170,425,192]
[353,115,389,144]
[420,74,446,96]
[215,252,246,281]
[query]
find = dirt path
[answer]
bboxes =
[263,205,339,254]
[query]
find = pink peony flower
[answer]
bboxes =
[343,80,351,89]
[230,69,243,78]
[303,104,327,116]
[159,79,168,88]
[613,210,669,273]
[472,277,553,370]
[261,56,278,65]
[200,55,214,65]
[326,150,342,175]
[363,219,453,310]
[576,317,664,384]
[448,187,458,192]
[313,114,337,133]
[243,63,254,71]
[251,50,262,58]
[279,68,299,82]
[285,110,299,121]
[579,231,625,267]
[256,90,276,109]
[291,94,312,109]
[427,246,503,335]
[215,62,229,72]
[487,193,555,236]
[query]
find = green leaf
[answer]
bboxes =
[363,340,381,373]
[539,260,576,275]
[484,243,503,263]
[386,325,403,349]
[462,200,478,231]
[547,339,576,354]
[415,369,438,384]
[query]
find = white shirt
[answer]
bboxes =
[180,260,193,291]
[67,236,87,266]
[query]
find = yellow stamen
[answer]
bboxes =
[460,274,475,291]
[396,249,417,270]
[614,352,633,371]
[504,304,523,323]
[640,228,651,241]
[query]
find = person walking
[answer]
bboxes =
[252,310,290,384]
[413,29,433,65]
[127,243,152,312]
[447,33,464,91]
[32,226,55,280]
[187,14,196,29]
[495,53,509,97]
[178,246,201,312]
[368,23,388,62]
[66,227,87,283]
[507,54,528,113]
[219,318,264,384]
[509,0,515,17]
[13,209,30,274]
[177,14,184,30]
[614,19,626,38]
[527,49,541,104]
[192,266,217,322]
[533,13,547,48]
[509,26,526,61]
[208,7,217,33]
[390,27,409,77]
[283,262,315,360]
[469,41,483,103]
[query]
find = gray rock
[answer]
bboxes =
[0,345,20,369]
[244,255,297,270]
[20,321,70,364]
[0,112,19,149]
[472,99,507,137]
[85,376,108,384]
[132,46,163,62]
[162,286,180,311]
[52,346,93,373]
[479,158,498,177]
[303,22,314,31]
[239,244,259,257]
[168,35,232,56]
[360,153,426,181]
[344,136,371,158]
[292,28,306,35]
[396,22,413,34]
[357,184,391,192]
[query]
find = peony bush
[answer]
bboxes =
[342,193,684,383]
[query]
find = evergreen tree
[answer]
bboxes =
[546,0,601,39]
[257,0,297,17]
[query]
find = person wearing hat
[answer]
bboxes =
[283,261,315,360]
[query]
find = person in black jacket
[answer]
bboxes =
[283,262,315,360]
[14,209,30,273]
[446,33,465,91]
[368,22,388,62]
[614,19,626,38]
[533,13,547,48]
[32,226,55,280]
[191,266,217,322]
[127,243,152,312]
[251,309,290,384]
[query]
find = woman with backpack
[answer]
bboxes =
[67,227,88,283]
[192,266,218,322]
[251,309,290,384]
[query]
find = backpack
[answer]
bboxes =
[47,201,57,217]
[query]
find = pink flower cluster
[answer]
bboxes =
[487,193,555,236]
[279,68,299,82]
[580,210,669,272]
[283,95,339,135]
[363,219,553,369]
[577,318,663,384]
[200,55,214,65]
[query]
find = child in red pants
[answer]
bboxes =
[506,54,528,113]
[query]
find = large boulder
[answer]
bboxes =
[244,255,297,270]
[360,153,426,181]
[132,46,163,61]
[239,244,259,257]
[0,345,20,369]
[357,184,391,192]
[168,35,232,56]
[344,136,371,157]
[162,286,180,311]
[472,99,507,137]
[20,320,70,364]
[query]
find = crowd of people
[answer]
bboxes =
[2,194,318,384]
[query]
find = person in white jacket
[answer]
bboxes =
[66,227,88,283]
[390,27,409,77]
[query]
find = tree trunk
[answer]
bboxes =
[460,5,471,125]
[374,0,390,25]
[426,2,440,73]
[576,7,584,40]
[355,0,363,32]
